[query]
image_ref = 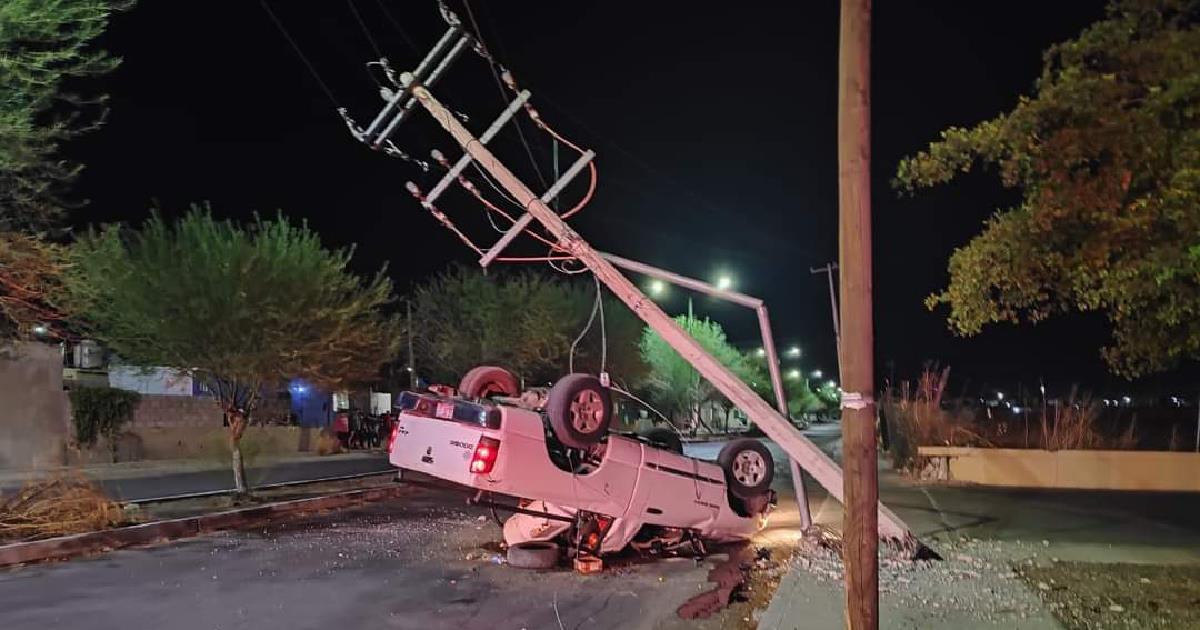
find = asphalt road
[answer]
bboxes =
[0,482,733,630]
[97,455,396,501]
[688,422,1200,564]
[5,423,1198,630]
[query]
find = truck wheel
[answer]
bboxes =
[718,439,774,499]
[641,427,683,454]
[547,374,611,449]
[458,366,519,399]
[507,541,560,569]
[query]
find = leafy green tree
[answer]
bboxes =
[788,382,827,417]
[409,265,645,386]
[895,0,1200,377]
[66,207,401,493]
[639,315,762,429]
[1,0,132,229]
[1,1,130,338]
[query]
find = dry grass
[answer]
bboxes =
[882,366,992,470]
[1038,390,1137,451]
[315,430,343,456]
[883,367,1139,471]
[0,472,126,543]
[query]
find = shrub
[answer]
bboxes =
[68,387,140,462]
[884,367,1141,472]
[315,430,342,456]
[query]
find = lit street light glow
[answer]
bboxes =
[716,275,733,290]
[755,348,765,358]
[996,391,1005,401]
[787,369,801,380]
[648,279,666,296]
[786,346,801,358]
[811,369,823,379]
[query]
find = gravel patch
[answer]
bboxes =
[1018,561,1200,629]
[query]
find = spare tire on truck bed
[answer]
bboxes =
[458,366,519,399]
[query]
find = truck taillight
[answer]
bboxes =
[387,419,400,453]
[469,437,500,474]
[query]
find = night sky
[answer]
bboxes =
[69,1,1193,397]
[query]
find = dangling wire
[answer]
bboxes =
[259,0,341,108]
[568,275,608,374]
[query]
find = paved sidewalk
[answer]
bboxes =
[741,422,1200,628]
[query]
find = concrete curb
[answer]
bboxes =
[0,484,412,568]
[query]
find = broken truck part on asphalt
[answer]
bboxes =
[340,5,915,550]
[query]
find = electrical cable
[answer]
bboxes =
[568,274,609,374]
[373,0,421,53]
[259,0,342,108]
[346,0,384,60]
[608,383,682,438]
[461,0,549,189]
[568,278,601,375]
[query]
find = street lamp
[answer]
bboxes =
[996,391,1005,401]
[811,369,823,379]
[716,275,733,290]
[786,346,801,358]
[787,369,801,380]
[754,347,766,358]
[648,279,666,296]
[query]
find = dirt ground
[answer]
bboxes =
[1018,561,1200,629]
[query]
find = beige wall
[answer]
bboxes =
[919,446,1200,492]
[0,342,70,470]
[128,394,223,428]
[70,426,310,464]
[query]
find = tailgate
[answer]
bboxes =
[390,413,485,486]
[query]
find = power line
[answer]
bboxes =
[346,0,384,59]
[461,0,549,189]
[259,0,341,108]
[372,0,421,53]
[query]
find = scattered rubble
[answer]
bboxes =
[771,535,1060,625]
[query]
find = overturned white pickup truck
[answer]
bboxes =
[388,366,776,564]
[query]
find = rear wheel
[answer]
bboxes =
[507,541,560,569]
[718,439,774,499]
[458,366,519,399]
[547,374,611,449]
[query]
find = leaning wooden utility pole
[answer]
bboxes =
[839,0,879,628]
[337,6,913,547]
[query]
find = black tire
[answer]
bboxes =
[458,366,519,399]
[641,427,683,454]
[718,438,774,499]
[547,374,611,449]
[507,541,560,569]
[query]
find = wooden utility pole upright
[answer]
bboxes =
[838,0,878,628]
[407,299,416,389]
